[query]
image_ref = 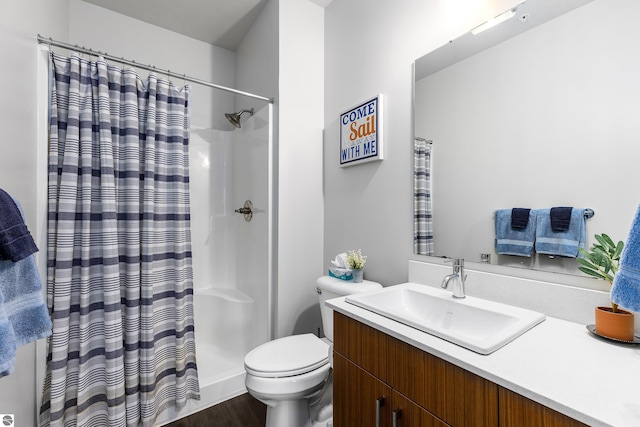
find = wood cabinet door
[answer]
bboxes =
[388,331,498,427]
[498,387,589,427]
[333,352,392,427]
[391,390,450,427]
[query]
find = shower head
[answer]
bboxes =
[225,108,254,129]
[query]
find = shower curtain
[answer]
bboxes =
[40,52,199,427]
[414,139,434,256]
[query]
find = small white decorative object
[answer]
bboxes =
[339,95,383,167]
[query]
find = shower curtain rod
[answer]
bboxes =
[37,34,274,104]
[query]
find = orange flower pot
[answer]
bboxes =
[595,306,635,341]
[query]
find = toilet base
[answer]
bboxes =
[265,399,311,427]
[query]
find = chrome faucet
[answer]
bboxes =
[441,258,466,299]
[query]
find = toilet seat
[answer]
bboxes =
[245,334,329,378]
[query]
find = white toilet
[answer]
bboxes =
[244,276,382,427]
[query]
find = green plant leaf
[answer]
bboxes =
[613,241,624,259]
[576,257,594,268]
[578,266,606,280]
[601,233,616,249]
[579,233,623,285]
[594,234,610,250]
[592,249,608,267]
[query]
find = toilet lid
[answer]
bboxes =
[244,334,329,378]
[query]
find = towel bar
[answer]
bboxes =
[493,208,594,219]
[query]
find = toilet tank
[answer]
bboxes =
[316,276,382,342]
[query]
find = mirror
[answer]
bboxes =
[413,0,640,277]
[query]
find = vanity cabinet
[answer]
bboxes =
[333,312,587,427]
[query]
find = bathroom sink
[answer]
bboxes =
[345,282,545,354]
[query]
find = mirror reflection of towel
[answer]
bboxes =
[511,208,531,229]
[535,208,585,258]
[550,207,573,232]
[495,209,537,257]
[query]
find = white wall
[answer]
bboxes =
[323,0,521,287]
[68,0,236,130]
[238,0,326,338]
[276,0,325,337]
[416,0,640,278]
[0,1,68,424]
[236,0,279,106]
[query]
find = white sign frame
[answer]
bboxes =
[339,95,383,167]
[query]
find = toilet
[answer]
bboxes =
[244,276,382,427]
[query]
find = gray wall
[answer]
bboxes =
[323,0,522,287]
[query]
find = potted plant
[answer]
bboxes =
[577,233,635,341]
[346,249,367,283]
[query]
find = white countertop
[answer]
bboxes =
[328,291,640,427]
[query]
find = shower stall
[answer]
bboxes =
[34,37,274,424]
[157,100,275,424]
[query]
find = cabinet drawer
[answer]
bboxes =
[334,311,393,384]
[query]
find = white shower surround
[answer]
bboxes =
[155,109,272,425]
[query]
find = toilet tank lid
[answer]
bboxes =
[316,275,382,296]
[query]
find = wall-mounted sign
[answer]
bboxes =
[339,95,383,167]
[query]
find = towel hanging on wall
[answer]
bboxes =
[0,189,38,262]
[0,189,52,378]
[611,203,640,312]
[495,209,537,257]
[535,208,586,257]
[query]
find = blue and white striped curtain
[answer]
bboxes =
[40,53,199,427]
[414,139,434,255]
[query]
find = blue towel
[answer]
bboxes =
[495,209,537,257]
[611,204,640,312]
[0,288,17,378]
[0,256,52,347]
[0,189,39,262]
[0,196,52,378]
[535,208,586,257]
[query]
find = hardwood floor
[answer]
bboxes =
[165,393,266,427]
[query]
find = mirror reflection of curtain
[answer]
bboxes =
[414,138,434,255]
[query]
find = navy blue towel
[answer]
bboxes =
[0,189,38,262]
[511,208,531,230]
[550,207,573,232]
